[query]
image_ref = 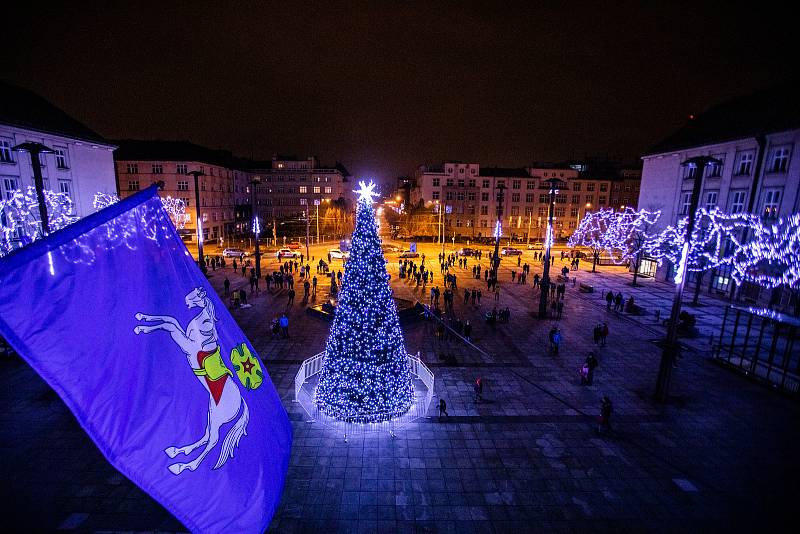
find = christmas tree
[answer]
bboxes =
[316,181,414,423]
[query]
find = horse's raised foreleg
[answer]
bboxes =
[165,412,211,458]
[168,423,220,475]
[134,322,191,353]
[135,314,184,331]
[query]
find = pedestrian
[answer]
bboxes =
[473,377,483,403]
[557,300,564,319]
[494,285,500,301]
[464,320,472,341]
[232,258,237,272]
[533,273,540,288]
[600,322,609,347]
[597,396,613,434]
[279,313,289,338]
[223,277,230,297]
[312,275,317,296]
[551,327,561,354]
[287,288,295,307]
[549,325,557,352]
[614,292,623,312]
[477,289,482,305]
[438,398,448,417]
[511,270,516,282]
[239,288,247,306]
[606,291,614,310]
[270,316,280,339]
[585,351,599,385]
[464,288,470,305]
[303,280,310,299]
[241,264,246,277]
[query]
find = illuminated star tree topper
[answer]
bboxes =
[354,180,380,204]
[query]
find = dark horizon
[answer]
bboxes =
[3,1,793,187]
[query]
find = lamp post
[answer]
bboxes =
[654,156,721,402]
[526,213,532,248]
[492,183,506,278]
[577,202,591,232]
[250,176,262,279]
[538,178,560,319]
[435,200,443,250]
[186,170,206,273]
[13,142,54,236]
[305,202,310,261]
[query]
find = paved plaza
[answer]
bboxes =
[1,242,798,532]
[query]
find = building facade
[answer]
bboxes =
[411,160,640,241]
[638,81,800,304]
[0,81,116,218]
[113,140,247,244]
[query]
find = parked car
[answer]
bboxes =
[501,247,522,256]
[329,249,350,260]
[381,244,402,253]
[527,242,543,250]
[398,250,419,258]
[223,248,248,259]
[396,234,412,240]
[457,247,474,256]
[277,248,299,259]
[287,242,301,250]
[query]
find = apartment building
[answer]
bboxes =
[113,140,248,243]
[639,80,800,302]
[411,160,640,241]
[0,81,116,218]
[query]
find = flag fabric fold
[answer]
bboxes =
[0,185,292,533]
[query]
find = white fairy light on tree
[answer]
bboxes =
[729,212,800,289]
[94,192,189,230]
[568,208,616,272]
[0,186,78,256]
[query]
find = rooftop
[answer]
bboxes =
[0,80,110,145]
[645,79,800,156]
[112,139,243,168]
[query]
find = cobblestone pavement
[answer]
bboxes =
[1,243,798,533]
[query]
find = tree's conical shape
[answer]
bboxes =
[316,189,413,423]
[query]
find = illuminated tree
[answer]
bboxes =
[605,208,661,286]
[315,181,414,423]
[0,186,78,256]
[94,192,189,230]
[568,208,616,272]
[730,213,800,290]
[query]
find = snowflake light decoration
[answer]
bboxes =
[354,181,379,204]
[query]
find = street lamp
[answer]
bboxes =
[250,176,262,279]
[577,202,591,233]
[538,178,560,319]
[12,142,54,236]
[654,155,721,402]
[186,170,206,273]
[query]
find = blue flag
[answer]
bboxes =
[0,186,292,533]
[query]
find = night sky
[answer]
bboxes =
[3,1,793,188]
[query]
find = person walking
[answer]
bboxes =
[494,285,500,302]
[606,291,614,310]
[223,277,230,297]
[438,398,448,418]
[303,280,310,299]
[552,327,561,354]
[287,288,296,307]
[533,273,540,288]
[270,316,280,339]
[279,313,289,338]
[476,289,482,306]
[600,322,609,347]
[614,292,623,312]
[464,288,470,305]
[473,377,483,403]
[556,300,564,319]
[597,396,613,434]
[593,323,602,345]
[585,351,599,385]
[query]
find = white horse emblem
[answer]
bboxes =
[134,287,249,474]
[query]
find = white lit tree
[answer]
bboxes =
[729,212,800,290]
[94,192,189,230]
[0,186,78,256]
[315,181,414,423]
[604,208,661,286]
[568,208,616,272]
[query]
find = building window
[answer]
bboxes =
[313,186,320,194]
[572,182,581,191]
[585,195,593,203]
[2,177,19,199]
[679,191,692,215]
[512,180,521,189]
[511,206,519,216]
[481,220,488,228]
[770,145,791,173]
[467,192,476,201]
[538,207,548,217]
[432,178,440,187]
[54,148,69,169]
[201,181,206,191]
[177,180,189,191]
[127,163,138,174]
[481,192,489,202]
[527,180,535,190]
[711,264,733,292]
[468,179,476,187]
[151,163,163,174]
[599,196,607,205]
[446,178,454,187]
[482,179,490,188]
[0,138,14,163]
[480,206,488,215]
[511,193,520,202]
[586,183,595,192]
[554,207,565,217]
[706,158,723,178]
[176,163,187,175]
[599,183,608,192]
[300,198,307,205]
[457,179,465,187]
[432,191,440,200]
[457,192,465,200]
[704,191,718,210]
[128,180,140,191]
[299,186,307,193]
[459,168,464,174]
[58,180,71,196]
[497,181,505,188]
[762,189,781,218]
[570,207,578,217]
[525,193,534,203]
[735,151,754,175]
[446,192,454,200]
[324,186,332,194]
[729,190,746,214]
